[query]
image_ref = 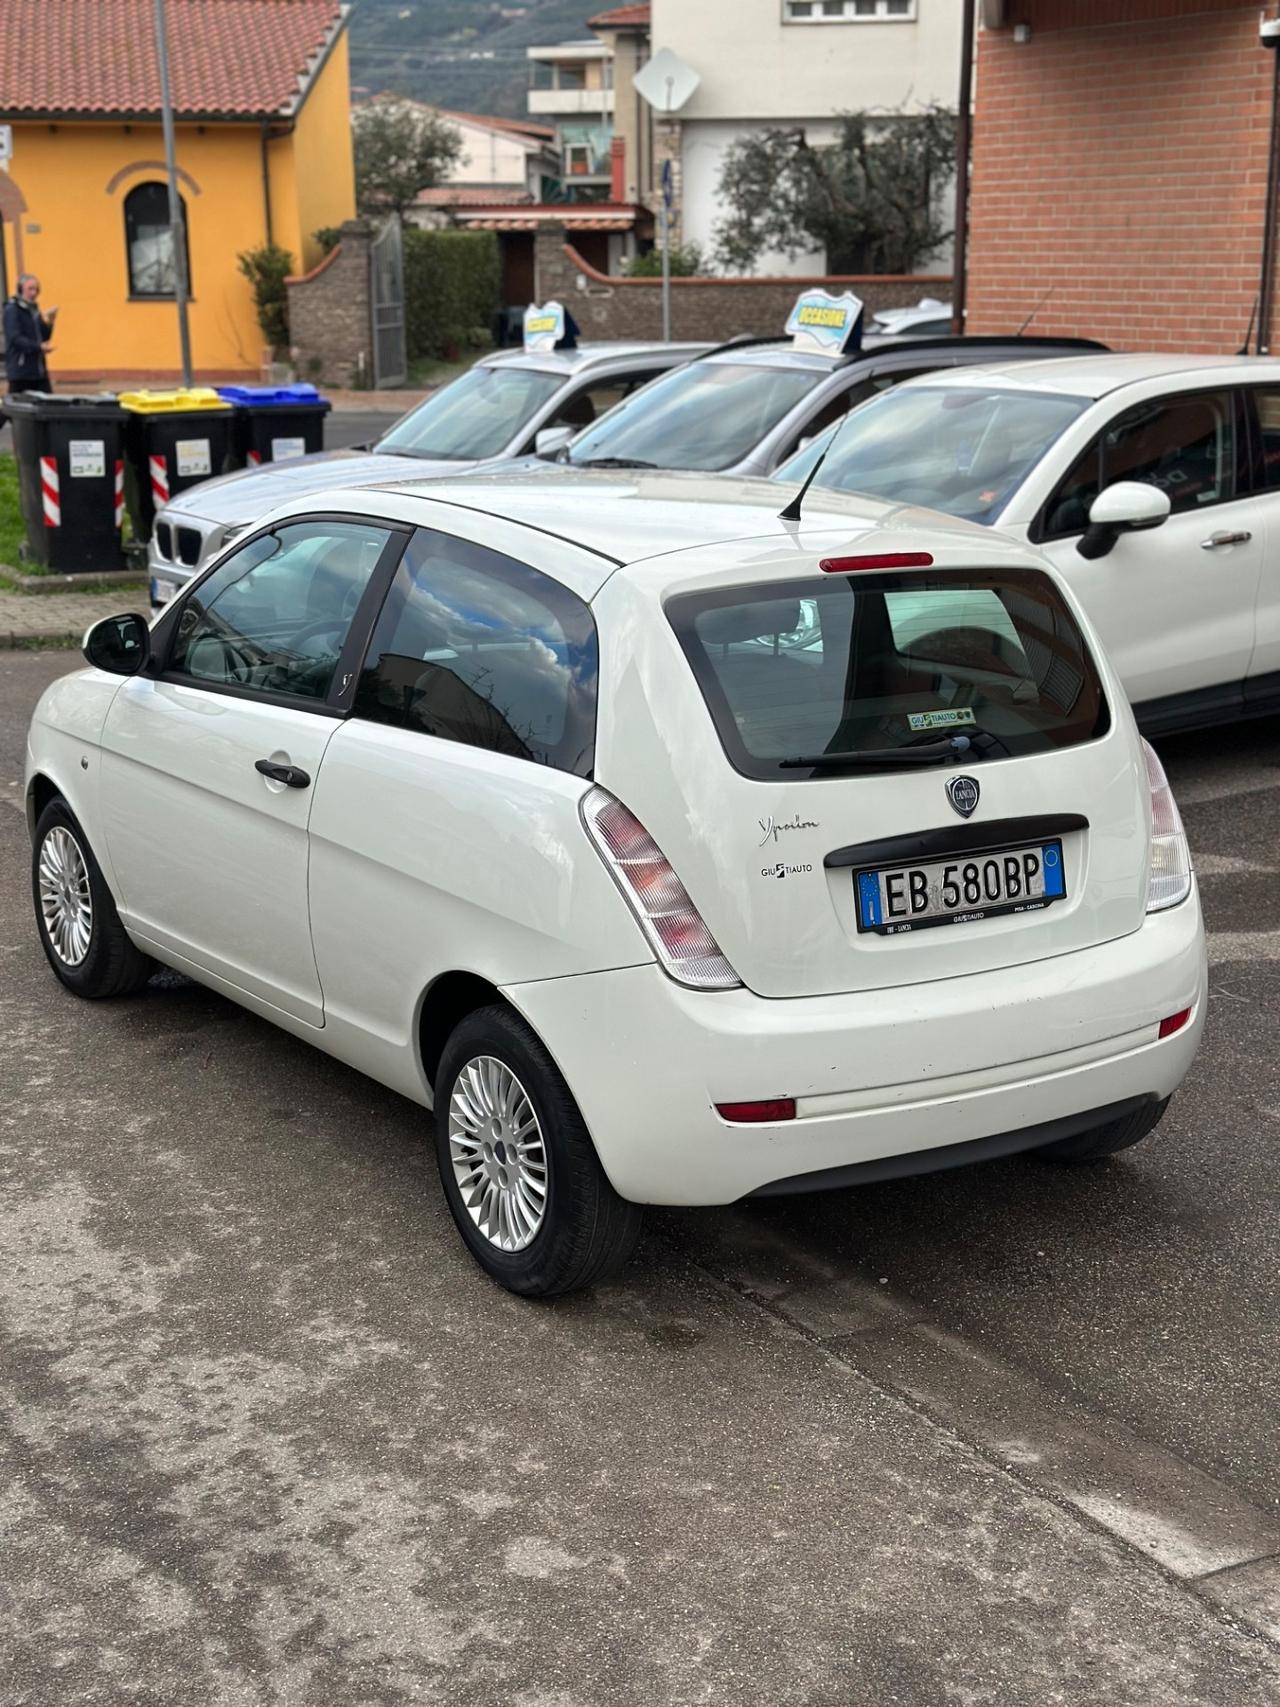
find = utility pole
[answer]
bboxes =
[154,0,193,384]
[952,0,976,338]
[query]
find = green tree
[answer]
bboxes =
[353,97,464,221]
[713,106,956,276]
[236,243,294,352]
[624,242,706,278]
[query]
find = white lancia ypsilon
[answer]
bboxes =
[27,473,1206,1295]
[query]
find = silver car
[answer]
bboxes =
[148,340,708,604]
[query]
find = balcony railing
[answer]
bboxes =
[528,87,615,116]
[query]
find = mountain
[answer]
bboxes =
[347,0,600,118]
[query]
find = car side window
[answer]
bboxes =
[1249,387,1280,489]
[353,528,599,777]
[1039,439,1103,541]
[531,369,668,445]
[1041,390,1237,540]
[1103,391,1236,513]
[777,370,926,464]
[168,520,392,701]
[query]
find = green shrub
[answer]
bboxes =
[311,226,342,257]
[624,242,706,278]
[403,228,500,361]
[236,243,295,352]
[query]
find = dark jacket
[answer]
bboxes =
[3,295,52,385]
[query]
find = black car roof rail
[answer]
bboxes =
[690,331,1110,370]
[835,332,1110,367]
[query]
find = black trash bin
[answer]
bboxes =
[5,392,129,572]
[119,388,235,543]
[216,383,332,469]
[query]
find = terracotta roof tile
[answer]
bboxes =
[0,0,345,119]
[587,3,650,28]
[440,109,556,142]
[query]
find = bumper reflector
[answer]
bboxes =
[715,1098,797,1124]
[1158,1008,1192,1040]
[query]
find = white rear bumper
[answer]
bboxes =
[503,892,1206,1205]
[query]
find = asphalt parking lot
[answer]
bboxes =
[3,647,1279,1705]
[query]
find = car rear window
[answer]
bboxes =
[666,570,1110,780]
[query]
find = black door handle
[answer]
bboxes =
[255,758,310,789]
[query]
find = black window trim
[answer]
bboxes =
[150,511,413,717]
[1031,383,1251,545]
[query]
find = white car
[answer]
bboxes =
[28,474,1205,1296]
[775,353,1280,734]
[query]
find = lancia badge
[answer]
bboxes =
[946,775,980,819]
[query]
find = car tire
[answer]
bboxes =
[1036,1098,1170,1164]
[31,798,154,998]
[434,1003,643,1297]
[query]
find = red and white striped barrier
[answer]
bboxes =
[40,456,60,528]
[114,459,125,530]
[149,454,169,508]
[247,449,262,467]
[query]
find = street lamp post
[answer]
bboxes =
[153,0,193,385]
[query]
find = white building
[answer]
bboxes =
[649,0,962,274]
[407,107,560,225]
[526,39,615,196]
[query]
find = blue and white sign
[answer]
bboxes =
[785,289,865,357]
[523,300,566,353]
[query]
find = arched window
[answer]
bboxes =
[124,181,190,298]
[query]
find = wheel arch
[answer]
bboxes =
[417,970,509,1094]
[26,771,63,839]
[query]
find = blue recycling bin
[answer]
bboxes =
[216,383,332,469]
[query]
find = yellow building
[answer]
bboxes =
[0,0,356,382]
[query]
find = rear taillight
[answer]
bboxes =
[1159,1009,1192,1039]
[580,787,741,990]
[1142,739,1192,913]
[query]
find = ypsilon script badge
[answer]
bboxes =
[946,775,980,819]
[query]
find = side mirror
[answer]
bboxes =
[83,612,151,676]
[1077,481,1171,560]
[534,425,574,458]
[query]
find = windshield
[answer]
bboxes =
[773,386,1090,524]
[375,365,564,461]
[567,361,820,471]
[667,570,1109,781]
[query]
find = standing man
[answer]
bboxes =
[4,274,57,394]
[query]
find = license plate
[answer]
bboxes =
[151,576,177,606]
[856,840,1066,936]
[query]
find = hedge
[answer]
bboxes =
[403,228,501,361]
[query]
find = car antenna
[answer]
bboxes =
[778,405,854,523]
[1239,295,1259,356]
[1015,283,1055,337]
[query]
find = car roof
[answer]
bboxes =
[280,467,1025,593]
[897,352,1280,401]
[479,340,709,375]
[691,334,1106,375]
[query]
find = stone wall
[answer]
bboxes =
[286,220,374,390]
[533,226,951,344]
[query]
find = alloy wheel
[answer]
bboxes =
[448,1055,548,1251]
[37,826,93,967]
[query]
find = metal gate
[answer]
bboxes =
[370,217,406,388]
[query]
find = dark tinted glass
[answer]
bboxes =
[354,529,598,776]
[668,571,1109,781]
[1100,391,1235,513]
[169,522,390,700]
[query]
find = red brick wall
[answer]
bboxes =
[967,3,1276,352]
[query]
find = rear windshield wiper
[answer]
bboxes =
[780,734,987,770]
[573,455,658,469]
